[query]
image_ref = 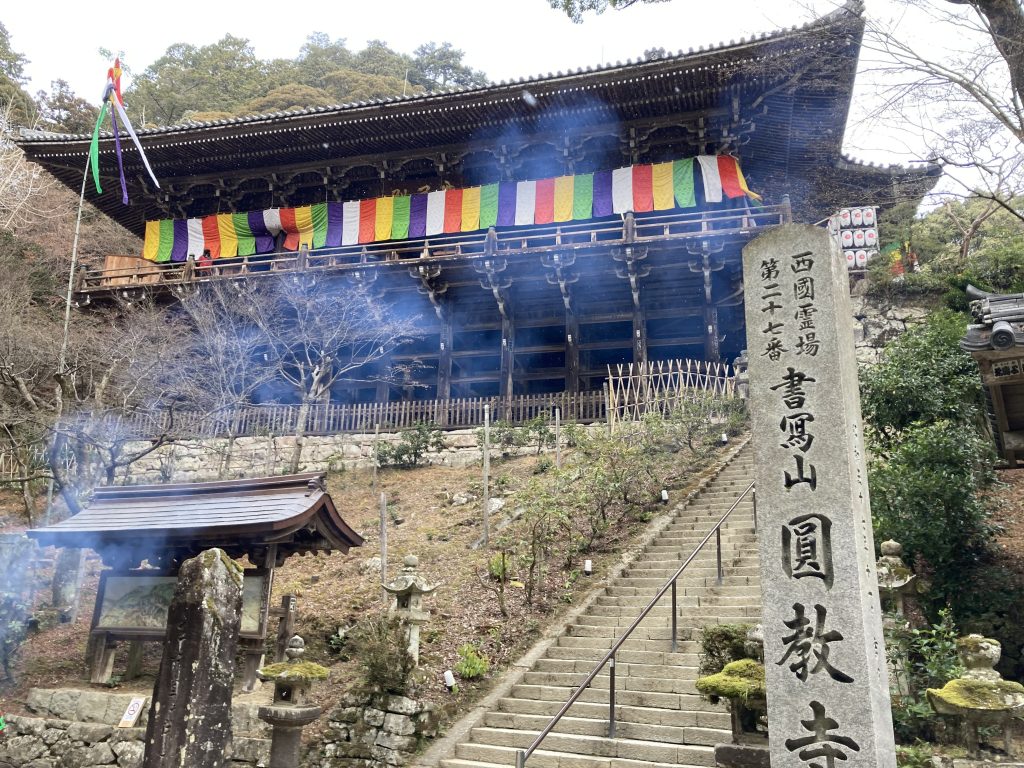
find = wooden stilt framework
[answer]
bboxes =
[606,358,736,427]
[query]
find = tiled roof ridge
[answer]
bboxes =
[17,0,864,144]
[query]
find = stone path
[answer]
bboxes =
[436,444,759,768]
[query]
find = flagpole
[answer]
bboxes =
[58,155,92,379]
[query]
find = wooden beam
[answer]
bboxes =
[566,311,580,394]
[500,315,515,408]
[438,312,453,401]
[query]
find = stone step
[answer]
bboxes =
[556,636,702,653]
[481,712,728,748]
[457,728,716,766]
[543,646,700,667]
[583,605,760,621]
[445,751,713,768]
[595,595,758,608]
[520,671,698,695]
[495,697,730,730]
[572,610,759,629]
[606,577,761,593]
[508,685,722,713]
[532,658,698,680]
[604,585,760,598]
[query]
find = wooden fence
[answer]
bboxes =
[110,390,609,440]
[606,359,737,426]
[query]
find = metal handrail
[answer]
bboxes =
[516,480,757,768]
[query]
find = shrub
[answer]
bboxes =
[454,643,489,679]
[487,552,510,582]
[886,608,963,743]
[347,614,415,694]
[860,310,982,449]
[377,422,447,468]
[869,421,996,606]
[698,623,755,678]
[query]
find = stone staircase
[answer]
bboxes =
[437,445,760,768]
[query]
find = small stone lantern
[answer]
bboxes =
[257,635,329,768]
[383,554,437,666]
[876,539,917,617]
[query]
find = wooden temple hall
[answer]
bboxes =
[17,0,935,406]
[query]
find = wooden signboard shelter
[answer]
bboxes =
[28,473,363,687]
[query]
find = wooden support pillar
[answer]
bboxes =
[704,305,721,362]
[500,315,515,418]
[632,305,647,366]
[437,311,453,402]
[566,312,580,394]
[89,633,117,684]
[376,354,392,402]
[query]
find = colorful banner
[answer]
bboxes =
[142,155,760,261]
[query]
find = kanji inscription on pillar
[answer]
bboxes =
[743,225,895,767]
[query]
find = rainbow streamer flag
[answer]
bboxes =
[142,155,759,263]
[89,59,159,205]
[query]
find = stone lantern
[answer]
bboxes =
[876,539,917,617]
[257,635,329,768]
[928,635,1024,758]
[383,554,437,665]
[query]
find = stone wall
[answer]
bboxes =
[850,290,931,365]
[313,693,437,768]
[115,293,928,486]
[0,688,270,768]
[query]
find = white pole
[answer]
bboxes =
[554,407,561,469]
[380,492,388,598]
[58,156,92,381]
[482,404,490,546]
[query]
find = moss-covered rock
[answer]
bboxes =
[258,660,331,682]
[695,659,766,702]
[927,678,1024,713]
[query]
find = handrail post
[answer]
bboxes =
[608,656,616,738]
[752,488,757,532]
[517,750,526,768]
[671,581,677,653]
[716,528,723,585]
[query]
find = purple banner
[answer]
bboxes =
[325,202,343,247]
[170,219,189,262]
[248,211,275,253]
[593,170,613,217]
[409,194,428,238]
[497,181,517,227]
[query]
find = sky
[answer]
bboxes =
[0,0,986,177]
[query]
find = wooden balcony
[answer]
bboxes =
[74,202,790,301]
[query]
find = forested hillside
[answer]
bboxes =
[0,21,488,131]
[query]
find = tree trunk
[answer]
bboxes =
[288,398,312,474]
[52,547,83,623]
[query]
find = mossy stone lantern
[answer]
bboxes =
[257,635,329,768]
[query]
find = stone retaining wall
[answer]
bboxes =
[0,688,270,768]
[313,693,437,768]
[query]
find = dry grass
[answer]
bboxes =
[0,444,733,740]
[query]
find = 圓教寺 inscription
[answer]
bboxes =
[743,225,895,767]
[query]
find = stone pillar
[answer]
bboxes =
[142,548,244,768]
[742,225,895,767]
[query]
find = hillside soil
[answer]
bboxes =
[0,442,737,742]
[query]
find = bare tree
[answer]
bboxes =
[230,275,424,473]
[860,0,1024,220]
[173,282,279,477]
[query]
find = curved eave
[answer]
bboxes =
[15,0,865,235]
[17,0,864,147]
